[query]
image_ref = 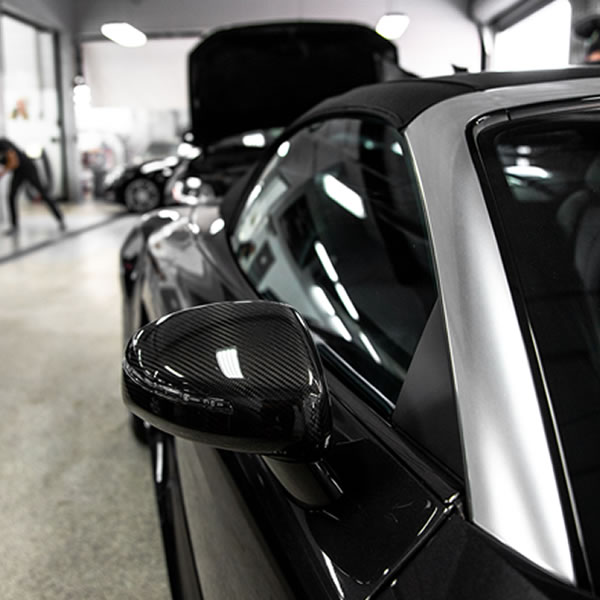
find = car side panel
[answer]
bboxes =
[176,441,295,600]
[215,395,449,600]
[140,214,254,322]
[135,214,301,598]
[120,208,191,343]
[136,211,451,599]
[149,430,203,600]
[377,515,593,600]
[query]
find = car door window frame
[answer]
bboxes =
[469,102,600,590]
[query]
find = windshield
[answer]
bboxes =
[478,109,600,586]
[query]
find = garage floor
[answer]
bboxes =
[0,201,170,599]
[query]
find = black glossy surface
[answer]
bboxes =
[120,208,187,343]
[119,147,460,599]
[119,70,600,600]
[378,515,595,600]
[106,161,175,210]
[301,66,600,131]
[188,21,398,147]
[120,206,452,595]
[123,300,332,461]
[148,429,203,600]
[225,394,447,599]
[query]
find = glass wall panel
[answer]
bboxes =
[1,15,65,197]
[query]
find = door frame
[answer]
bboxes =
[0,10,68,201]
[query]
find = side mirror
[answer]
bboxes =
[122,300,332,463]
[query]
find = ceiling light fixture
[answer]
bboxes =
[101,22,147,47]
[376,13,410,40]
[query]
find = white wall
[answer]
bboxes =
[83,38,199,110]
[388,0,481,75]
[491,0,572,70]
[78,38,198,167]
[76,0,480,76]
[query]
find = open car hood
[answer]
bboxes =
[189,21,399,148]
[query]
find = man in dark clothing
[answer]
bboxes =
[0,137,65,235]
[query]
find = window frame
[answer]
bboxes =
[469,103,598,589]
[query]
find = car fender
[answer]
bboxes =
[119,207,192,342]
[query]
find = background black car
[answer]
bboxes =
[166,128,282,206]
[103,140,190,213]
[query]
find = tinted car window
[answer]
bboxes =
[231,117,438,409]
[478,112,600,586]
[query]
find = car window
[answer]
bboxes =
[231,117,438,412]
[477,111,600,587]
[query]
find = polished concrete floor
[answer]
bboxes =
[0,201,170,599]
[0,199,124,263]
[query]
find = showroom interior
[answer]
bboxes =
[1,0,600,598]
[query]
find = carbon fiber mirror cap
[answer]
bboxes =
[122,300,332,462]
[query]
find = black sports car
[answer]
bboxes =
[120,66,600,599]
[103,141,192,213]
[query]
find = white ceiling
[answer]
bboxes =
[75,0,480,76]
[3,0,481,76]
[75,0,471,36]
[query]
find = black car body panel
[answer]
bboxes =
[189,21,400,148]
[148,429,203,600]
[105,155,181,213]
[120,68,600,598]
[121,207,459,599]
[378,515,597,600]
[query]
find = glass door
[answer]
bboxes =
[1,14,65,198]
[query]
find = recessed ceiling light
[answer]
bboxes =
[376,13,410,40]
[101,22,147,47]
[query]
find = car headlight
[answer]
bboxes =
[104,166,125,189]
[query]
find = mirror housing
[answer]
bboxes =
[122,300,332,462]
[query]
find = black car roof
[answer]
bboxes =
[299,66,600,130]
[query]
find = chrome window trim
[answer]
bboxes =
[403,78,600,585]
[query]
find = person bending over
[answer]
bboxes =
[0,138,65,235]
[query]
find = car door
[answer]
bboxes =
[175,115,465,600]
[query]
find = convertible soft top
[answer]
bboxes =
[299,66,600,129]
